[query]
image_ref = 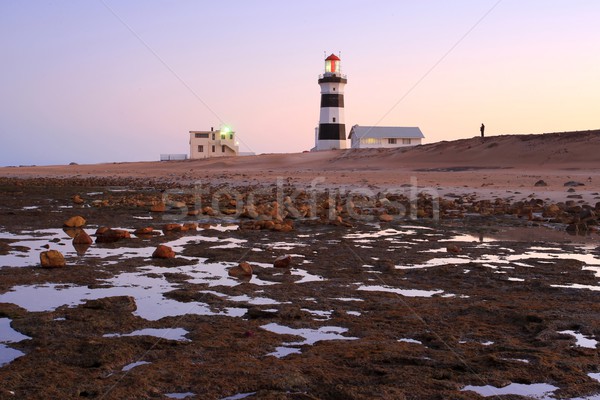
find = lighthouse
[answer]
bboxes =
[314,53,347,151]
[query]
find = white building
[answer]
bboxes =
[348,125,424,149]
[189,127,239,159]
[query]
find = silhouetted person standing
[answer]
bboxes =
[480,123,485,138]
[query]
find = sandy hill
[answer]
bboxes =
[326,129,600,170]
[1,130,599,180]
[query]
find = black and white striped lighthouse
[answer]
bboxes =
[315,53,347,151]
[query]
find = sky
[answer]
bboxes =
[1,1,599,166]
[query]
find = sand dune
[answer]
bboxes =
[3,130,599,176]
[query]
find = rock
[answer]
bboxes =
[40,250,66,268]
[183,223,198,231]
[134,227,154,235]
[566,222,588,235]
[83,296,137,312]
[95,229,131,243]
[228,261,253,278]
[564,181,585,187]
[63,216,86,228]
[162,223,182,232]
[72,194,85,204]
[446,244,462,254]
[274,255,292,268]
[202,206,217,216]
[167,201,186,209]
[534,180,548,187]
[73,230,93,245]
[580,208,596,220]
[378,213,394,222]
[543,204,561,218]
[375,259,396,272]
[152,245,175,259]
[245,307,278,319]
[95,226,110,236]
[150,203,166,212]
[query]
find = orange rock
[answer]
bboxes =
[72,195,84,205]
[134,227,154,235]
[152,245,175,259]
[150,203,166,213]
[183,223,198,231]
[96,229,131,243]
[274,255,292,268]
[263,221,275,230]
[95,226,110,235]
[379,213,394,222]
[40,250,66,268]
[162,223,181,232]
[446,244,462,254]
[63,216,86,228]
[228,261,253,278]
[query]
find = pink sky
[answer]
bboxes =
[1,1,599,165]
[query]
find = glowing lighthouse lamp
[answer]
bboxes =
[314,53,347,151]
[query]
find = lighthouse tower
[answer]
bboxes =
[315,53,347,151]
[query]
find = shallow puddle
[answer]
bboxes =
[0,318,30,367]
[461,382,558,398]
[104,327,190,342]
[558,330,598,349]
[164,392,196,399]
[122,360,151,371]
[357,285,444,297]
[220,392,256,400]
[261,323,358,358]
[0,274,247,321]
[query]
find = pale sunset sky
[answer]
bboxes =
[1,1,599,166]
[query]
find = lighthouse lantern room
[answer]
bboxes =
[324,54,340,73]
[314,53,347,151]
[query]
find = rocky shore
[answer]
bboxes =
[0,174,599,399]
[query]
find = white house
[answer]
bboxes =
[348,125,424,149]
[189,127,239,159]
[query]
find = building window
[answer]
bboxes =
[363,138,379,145]
[221,133,226,139]
[195,133,208,138]
[388,138,397,144]
[222,145,225,153]
[212,133,215,140]
[333,87,336,91]
[229,133,233,140]
[198,145,204,153]
[212,145,215,153]
[402,138,411,145]
[332,117,336,122]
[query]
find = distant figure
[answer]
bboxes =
[480,123,485,138]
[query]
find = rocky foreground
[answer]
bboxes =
[1,177,600,399]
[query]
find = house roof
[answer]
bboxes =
[348,126,425,140]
